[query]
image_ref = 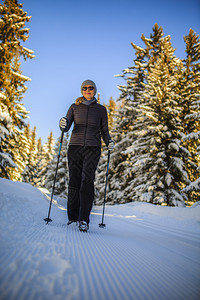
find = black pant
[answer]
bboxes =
[67,146,101,224]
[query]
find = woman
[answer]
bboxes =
[59,80,114,232]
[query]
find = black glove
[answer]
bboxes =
[59,117,68,131]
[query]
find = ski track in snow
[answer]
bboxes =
[0,180,200,300]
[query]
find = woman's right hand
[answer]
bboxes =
[59,117,68,130]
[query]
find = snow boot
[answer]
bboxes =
[79,221,89,232]
[67,220,78,225]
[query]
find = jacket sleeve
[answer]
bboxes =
[59,105,74,132]
[101,106,111,146]
[65,104,74,131]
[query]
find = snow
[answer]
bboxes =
[0,177,200,300]
[0,153,16,168]
[11,70,31,82]
[182,131,200,141]
[0,92,6,100]
[182,177,200,193]
[23,46,34,54]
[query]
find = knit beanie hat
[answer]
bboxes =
[81,80,97,95]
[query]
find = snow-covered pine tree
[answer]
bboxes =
[106,24,189,206]
[134,35,188,206]
[0,91,16,176]
[0,0,34,179]
[95,97,118,204]
[23,122,31,150]
[180,29,200,202]
[45,133,69,198]
[99,38,149,204]
[6,56,30,180]
[33,137,45,187]
[22,126,38,184]
[141,23,164,67]
[38,131,55,187]
[101,24,166,205]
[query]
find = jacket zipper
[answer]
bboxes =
[83,105,90,146]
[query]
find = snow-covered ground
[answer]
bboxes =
[0,177,200,300]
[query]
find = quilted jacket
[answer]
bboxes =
[63,102,111,148]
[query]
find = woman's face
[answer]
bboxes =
[82,85,95,100]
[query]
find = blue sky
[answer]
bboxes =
[20,0,200,143]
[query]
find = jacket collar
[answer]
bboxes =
[82,97,97,106]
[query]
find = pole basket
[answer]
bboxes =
[44,217,52,224]
[99,223,106,228]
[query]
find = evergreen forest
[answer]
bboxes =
[0,0,199,206]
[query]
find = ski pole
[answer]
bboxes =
[44,129,65,224]
[99,150,111,228]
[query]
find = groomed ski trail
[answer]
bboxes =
[0,178,200,300]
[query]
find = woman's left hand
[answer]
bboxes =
[108,140,115,151]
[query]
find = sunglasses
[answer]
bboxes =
[82,86,94,91]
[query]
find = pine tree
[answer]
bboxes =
[0,0,34,179]
[141,23,164,67]
[39,131,55,187]
[0,91,16,176]
[95,97,118,204]
[105,24,190,206]
[104,97,117,131]
[134,35,188,206]
[22,126,38,184]
[33,137,44,186]
[97,92,100,104]
[6,56,30,180]
[99,38,148,204]
[180,29,200,202]
[108,24,165,204]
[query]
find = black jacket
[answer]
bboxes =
[64,102,111,148]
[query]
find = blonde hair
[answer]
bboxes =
[75,96,84,105]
